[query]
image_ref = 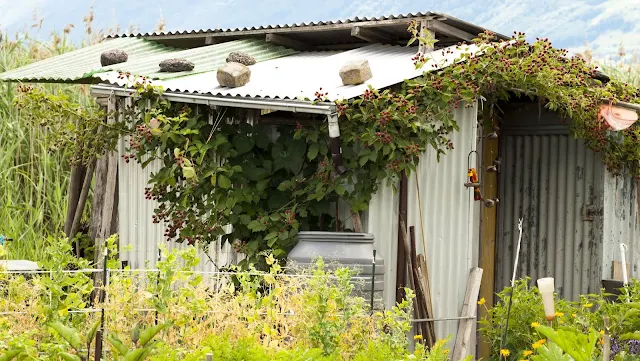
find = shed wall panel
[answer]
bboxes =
[405,103,479,342]
[497,133,604,300]
[603,172,640,280]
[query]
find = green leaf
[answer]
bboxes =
[87,320,101,345]
[58,352,82,361]
[278,230,289,241]
[106,335,129,356]
[359,157,368,167]
[210,173,217,186]
[307,143,319,160]
[218,175,231,189]
[123,349,147,361]
[256,179,269,192]
[264,231,278,241]
[335,185,346,196]
[139,321,173,347]
[48,321,83,351]
[530,343,572,361]
[0,348,24,361]
[239,215,251,225]
[182,166,196,179]
[233,134,254,154]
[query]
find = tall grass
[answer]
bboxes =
[0,8,164,262]
[0,18,96,261]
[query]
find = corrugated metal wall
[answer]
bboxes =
[406,103,479,341]
[603,172,640,280]
[497,104,605,300]
[365,103,479,342]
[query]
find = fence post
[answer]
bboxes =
[205,353,213,361]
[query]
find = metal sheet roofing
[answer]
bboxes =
[0,38,175,83]
[106,11,507,40]
[96,43,478,101]
[0,38,296,83]
[101,39,296,80]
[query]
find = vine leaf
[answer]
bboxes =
[218,175,231,189]
[307,143,319,160]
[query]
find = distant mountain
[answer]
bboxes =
[2,0,639,59]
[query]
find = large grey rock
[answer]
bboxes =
[159,58,195,72]
[226,52,256,66]
[217,62,251,88]
[339,59,372,86]
[100,49,128,66]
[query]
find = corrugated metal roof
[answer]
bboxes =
[103,39,296,80]
[97,43,478,101]
[0,38,296,83]
[0,38,175,83]
[106,11,506,40]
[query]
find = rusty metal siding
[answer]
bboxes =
[603,172,640,280]
[497,130,605,300]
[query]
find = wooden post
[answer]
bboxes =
[452,267,484,361]
[396,172,408,303]
[418,19,435,54]
[90,92,119,266]
[478,105,499,359]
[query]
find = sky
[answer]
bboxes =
[1,0,639,60]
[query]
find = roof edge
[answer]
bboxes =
[91,84,335,115]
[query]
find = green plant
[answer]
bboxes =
[106,321,173,361]
[535,325,598,361]
[47,319,101,361]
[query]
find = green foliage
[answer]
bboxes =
[531,342,573,361]
[107,321,173,361]
[535,325,598,361]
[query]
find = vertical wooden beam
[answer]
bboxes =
[478,106,499,359]
[90,92,119,266]
[396,172,408,303]
[418,19,436,54]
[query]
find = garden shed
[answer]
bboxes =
[3,10,640,356]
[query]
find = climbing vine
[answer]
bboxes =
[15,24,640,267]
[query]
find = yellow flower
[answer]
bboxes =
[583,303,593,308]
[500,349,511,357]
[531,322,541,328]
[572,313,577,318]
[554,312,564,317]
[443,350,450,355]
[600,330,605,335]
[558,319,564,324]
[265,254,275,266]
[414,334,423,340]
[599,339,605,345]
[532,339,547,349]
[523,350,533,356]
[478,297,486,305]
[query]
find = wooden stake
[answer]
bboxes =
[452,267,484,361]
[410,226,436,346]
